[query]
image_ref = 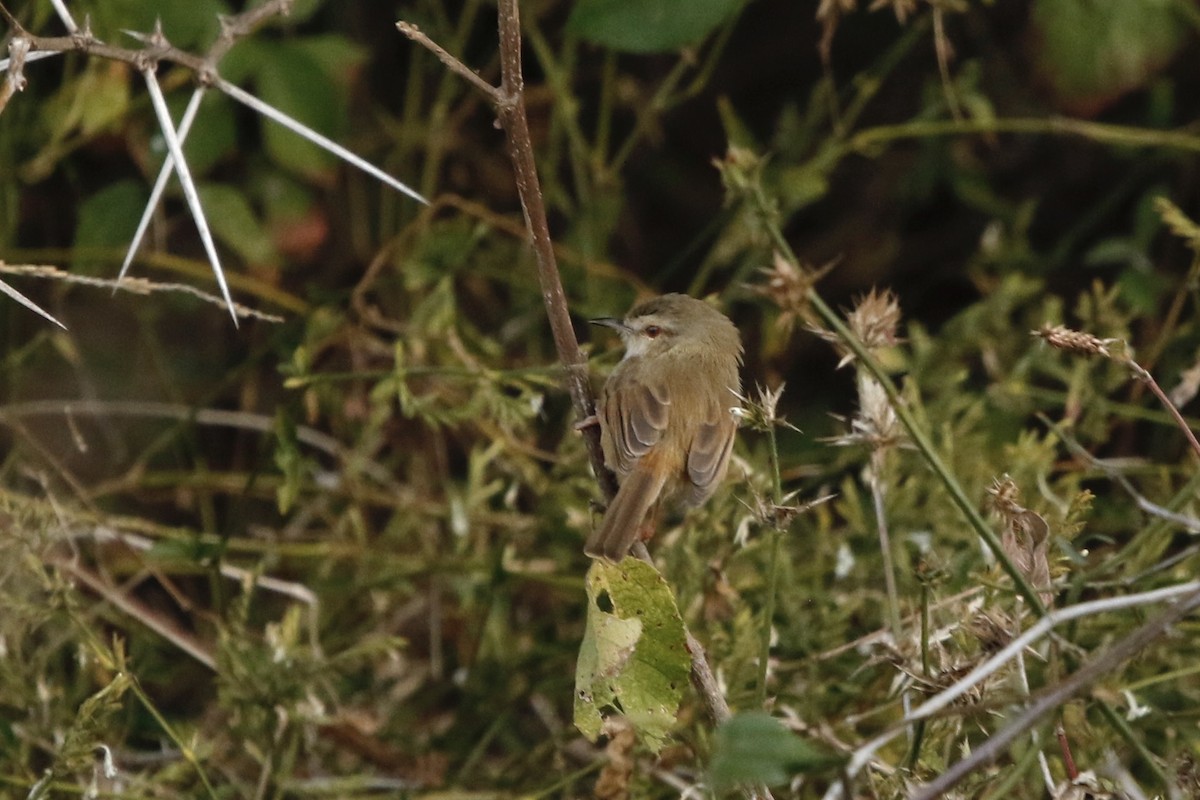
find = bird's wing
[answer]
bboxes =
[603,374,670,474]
[686,401,735,503]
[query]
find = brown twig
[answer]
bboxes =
[55,558,218,670]
[492,0,615,498]
[0,0,293,90]
[1128,359,1200,461]
[396,21,499,102]
[910,586,1200,799]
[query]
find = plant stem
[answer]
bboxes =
[492,0,615,500]
[1096,699,1171,789]
[755,414,785,708]
[870,448,902,639]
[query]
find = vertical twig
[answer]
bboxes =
[492,0,614,499]
[755,400,784,709]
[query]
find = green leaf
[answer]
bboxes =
[290,35,368,81]
[568,0,744,53]
[151,91,237,178]
[196,183,279,265]
[1030,0,1188,115]
[710,712,842,790]
[253,41,345,181]
[38,61,131,144]
[73,180,145,271]
[574,558,690,751]
[74,0,228,49]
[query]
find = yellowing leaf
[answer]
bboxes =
[573,558,689,752]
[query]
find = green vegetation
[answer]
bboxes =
[3,0,1200,797]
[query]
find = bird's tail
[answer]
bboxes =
[584,463,669,561]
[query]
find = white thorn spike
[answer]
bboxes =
[142,68,239,327]
[117,86,205,289]
[216,78,429,206]
[0,278,67,329]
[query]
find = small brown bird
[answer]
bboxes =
[585,294,743,561]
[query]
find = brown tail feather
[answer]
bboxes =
[585,465,669,561]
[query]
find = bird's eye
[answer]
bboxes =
[644,325,663,338]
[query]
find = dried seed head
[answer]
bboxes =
[1032,324,1113,358]
[846,288,902,353]
[855,375,900,446]
[819,288,903,369]
[825,376,903,450]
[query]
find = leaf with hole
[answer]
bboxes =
[574,558,689,751]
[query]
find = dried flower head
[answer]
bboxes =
[846,288,902,353]
[745,486,836,533]
[749,252,833,334]
[813,288,903,369]
[733,383,797,434]
[988,477,1054,607]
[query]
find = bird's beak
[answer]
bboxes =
[589,317,629,333]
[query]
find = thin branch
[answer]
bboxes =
[55,557,218,670]
[207,0,293,66]
[491,0,613,497]
[1128,359,1200,461]
[0,0,19,28]
[396,21,499,102]
[2,261,284,322]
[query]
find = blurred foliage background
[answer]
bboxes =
[4,0,1200,797]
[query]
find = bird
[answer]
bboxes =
[585,293,743,561]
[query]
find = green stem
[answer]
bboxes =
[840,116,1200,159]
[755,406,786,708]
[1096,699,1171,788]
[870,447,902,639]
[128,674,219,799]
